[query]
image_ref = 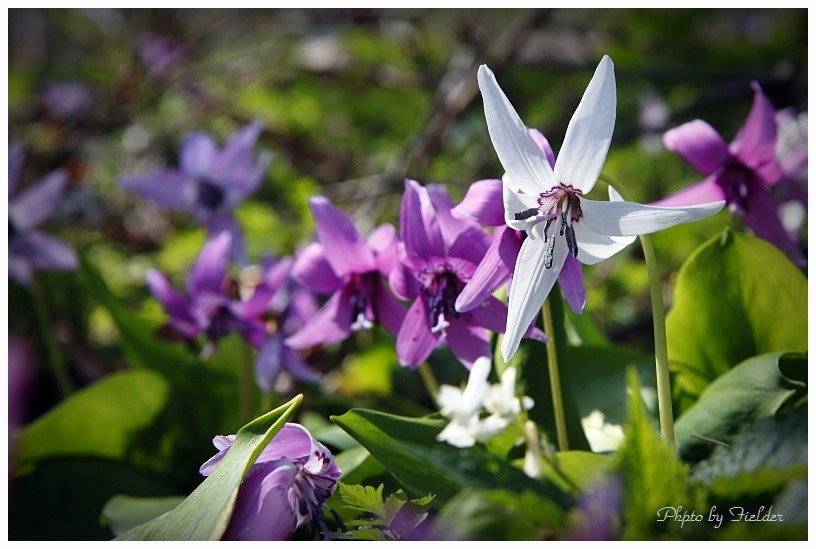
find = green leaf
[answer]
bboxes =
[331,409,571,509]
[615,368,699,540]
[665,229,808,410]
[115,395,302,540]
[428,488,565,540]
[16,369,170,475]
[675,351,806,460]
[338,483,387,517]
[540,451,614,493]
[101,495,186,537]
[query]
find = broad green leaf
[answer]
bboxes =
[338,483,387,517]
[675,351,806,460]
[101,495,186,537]
[16,369,170,475]
[115,395,302,541]
[616,368,700,540]
[665,229,807,410]
[331,409,571,509]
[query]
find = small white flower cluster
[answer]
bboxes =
[436,356,534,448]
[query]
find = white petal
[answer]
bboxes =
[501,223,568,362]
[573,220,636,265]
[580,196,726,237]
[553,55,616,194]
[478,65,559,196]
[437,418,478,448]
[503,176,541,232]
[461,356,491,414]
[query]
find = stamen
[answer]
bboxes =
[350,311,373,331]
[544,234,556,269]
[514,208,540,221]
[565,225,578,258]
[430,312,450,337]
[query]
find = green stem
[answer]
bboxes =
[32,275,73,398]
[418,362,440,406]
[599,173,675,446]
[240,341,253,425]
[541,299,568,451]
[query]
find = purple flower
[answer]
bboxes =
[119,122,271,264]
[284,196,406,350]
[39,80,94,120]
[244,256,322,392]
[146,232,260,357]
[452,130,587,315]
[393,180,546,369]
[199,423,341,540]
[656,82,805,266]
[9,143,78,286]
[564,474,622,540]
[139,36,185,78]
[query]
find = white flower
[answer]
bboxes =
[477,56,725,362]
[581,410,625,453]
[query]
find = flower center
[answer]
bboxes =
[427,268,462,339]
[348,273,377,332]
[195,180,226,214]
[717,159,755,215]
[516,185,583,268]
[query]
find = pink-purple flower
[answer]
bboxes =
[9,143,78,286]
[285,196,406,350]
[199,423,341,540]
[656,82,805,266]
[119,121,270,264]
[392,180,545,368]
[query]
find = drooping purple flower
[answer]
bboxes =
[119,122,271,264]
[9,143,78,287]
[284,196,406,350]
[242,256,321,393]
[656,82,805,266]
[452,130,587,316]
[146,232,259,357]
[393,180,546,369]
[200,423,341,541]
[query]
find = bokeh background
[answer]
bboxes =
[7,8,808,540]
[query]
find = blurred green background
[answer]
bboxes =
[7,8,808,539]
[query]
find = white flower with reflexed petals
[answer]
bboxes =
[477,56,725,362]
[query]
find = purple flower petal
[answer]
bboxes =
[368,223,400,277]
[387,256,420,302]
[10,170,67,230]
[206,212,248,266]
[742,184,806,266]
[451,179,505,226]
[529,128,556,168]
[446,321,491,370]
[428,184,480,249]
[284,286,354,349]
[446,225,493,276]
[558,254,586,314]
[118,170,192,209]
[309,196,377,277]
[188,232,232,296]
[651,175,725,208]
[731,82,780,176]
[401,180,446,259]
[254,337,285,393]
[396,297,439,368]
[14,231,78,271]
[223,463,299,541]
[9,256,33,287]
[291,242,343,295]
[662,119,729,175]
[282,346,321,382]
[146,268,194,320]
[373,280,407,336]
[212,121,268,194]
[256,423,316,462]
[9,142,25,196]
[456,226,521,312]
[180,132,218,178]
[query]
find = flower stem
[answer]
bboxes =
[541,299,568,451]
[32,275,73,398]
[240,341,253,425]
[418,362,440,407]
[599,173,675,446]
